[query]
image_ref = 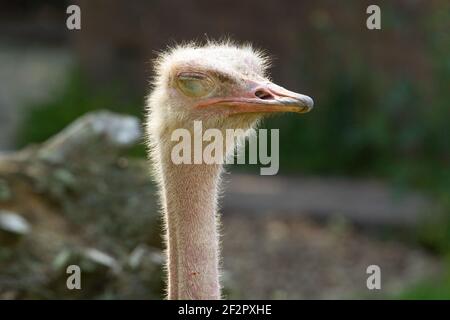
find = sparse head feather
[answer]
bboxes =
[152,40,271,87]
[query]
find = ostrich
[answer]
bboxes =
[145,41,313,300]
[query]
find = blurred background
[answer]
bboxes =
[0,0,449,299]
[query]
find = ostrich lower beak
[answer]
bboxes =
[197,81,314,114]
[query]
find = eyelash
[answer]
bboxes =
[176,71,234,84]
[177,72,207,81]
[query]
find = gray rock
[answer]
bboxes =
[128,244,164,270]
[82,248,121,274]
[53,247,121,275]
[37,110,142,164]
[0,210,31,245]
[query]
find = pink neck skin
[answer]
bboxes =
[159,148,222,300]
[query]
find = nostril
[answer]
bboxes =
[255,90,274,100]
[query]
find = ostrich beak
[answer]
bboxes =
[197,80,314,114]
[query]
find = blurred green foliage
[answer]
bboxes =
[394,256,450,300]
[263,4,450,257]
[15,70,144,148]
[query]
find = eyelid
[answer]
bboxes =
[176,71,216,97]
[177,72,208,81]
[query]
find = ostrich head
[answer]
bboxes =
[147,41,313,139]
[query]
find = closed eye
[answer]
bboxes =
[177,72,216,97]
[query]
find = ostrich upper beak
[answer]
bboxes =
[197,80,314,114]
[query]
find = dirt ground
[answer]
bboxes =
[222,213,441,299]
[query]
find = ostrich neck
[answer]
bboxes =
[159,142,222,300]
